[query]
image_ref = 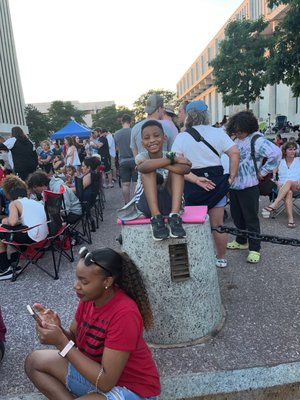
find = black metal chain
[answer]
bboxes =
[213,225,300,247]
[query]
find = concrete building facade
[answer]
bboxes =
[176,1,299,126]
[0,0,27,136]
[30,100,115,127]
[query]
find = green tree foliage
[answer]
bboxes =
[266,0,300,96]
[210,18,271,109]
[25,104,50,145]
[133,89,179,122]
[92,105,134,132]
[47,101,86,132]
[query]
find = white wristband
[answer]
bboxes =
[58,340,75,358]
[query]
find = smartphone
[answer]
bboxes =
[26,305,43,326]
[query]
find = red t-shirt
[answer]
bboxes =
[75,289,160,397]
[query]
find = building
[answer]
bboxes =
[30,100,115,127]
[0,0,27,136]
[176,1,299,126]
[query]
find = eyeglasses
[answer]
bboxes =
[79,247,112,276]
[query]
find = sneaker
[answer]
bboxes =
[216,258,228,268]
[150,215,169,241]
[227,240,248,250]
[0,267,13,281]
[168,214,186,238]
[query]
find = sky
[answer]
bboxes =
[8,0,242,108]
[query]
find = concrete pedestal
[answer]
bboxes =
[120,209,223,346]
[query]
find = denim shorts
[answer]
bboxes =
[214,195,227,208]
[66,363,160,400]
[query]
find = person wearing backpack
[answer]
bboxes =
[225,111,281,264]
[171,100,240,269]
[4,126,38,181]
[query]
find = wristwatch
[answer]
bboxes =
[166,151,176,165]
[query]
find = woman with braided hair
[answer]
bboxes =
[25,247,160,400]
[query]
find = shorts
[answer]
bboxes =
[0,224,35,244]
[214,195,227,208]
[101,156,111,174]
[137,186,172,218]
[66,363,159,400]
[119,159,138,183]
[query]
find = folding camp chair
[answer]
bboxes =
[270,192,300,219]
[3,190,74,282]
[70,175,99,244]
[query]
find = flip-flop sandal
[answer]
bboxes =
[264,205,276,212]
[288,222,296,228]
[247,251,260,264]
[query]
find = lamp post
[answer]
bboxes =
[268,113,271,127]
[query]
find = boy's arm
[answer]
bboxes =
[137,156,191,175]
[165,155,192,175]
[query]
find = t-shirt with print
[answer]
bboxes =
[39,150,53,161]
[75,289,160,397]
[230,132,281,190]
[134,151,169,203]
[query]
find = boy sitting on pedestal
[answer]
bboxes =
[125,120,191,240]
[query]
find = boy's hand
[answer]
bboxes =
[174,156,192,167]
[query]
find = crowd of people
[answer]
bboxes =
[1,92,300,400]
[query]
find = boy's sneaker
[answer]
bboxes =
[168,214,186,238]
[150,215,169,241]
[0,267,13,281]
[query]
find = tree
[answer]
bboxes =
[266,0,300,96]
[25,104,50,145]
[133,89,179,122]
[209,18,271,109]
[92,105,134,132]
[47,101,86,132]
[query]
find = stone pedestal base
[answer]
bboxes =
[121,215,223,346]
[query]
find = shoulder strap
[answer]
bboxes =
[250,134,261,176]
[186,127,220,157]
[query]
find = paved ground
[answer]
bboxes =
[1,186,300,398]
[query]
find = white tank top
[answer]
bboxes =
[66,146,81,166]
[17,198,48,242]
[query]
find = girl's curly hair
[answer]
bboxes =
[90,248,154,330]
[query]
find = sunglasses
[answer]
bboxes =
[79,247,112,276]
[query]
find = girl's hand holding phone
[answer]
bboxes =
[33,303,61,327]
[36,321,67,348]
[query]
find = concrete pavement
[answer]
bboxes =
[1,187,300,399]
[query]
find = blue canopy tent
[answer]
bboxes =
[51,120,91,140]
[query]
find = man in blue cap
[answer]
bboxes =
[171,99,240,268]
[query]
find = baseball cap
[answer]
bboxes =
[164,104,176,116]
[186,100,208,113]
[144,94,164,114]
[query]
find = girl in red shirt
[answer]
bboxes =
[25,247,160,400]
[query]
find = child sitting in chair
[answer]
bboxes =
[122,120,192,240]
